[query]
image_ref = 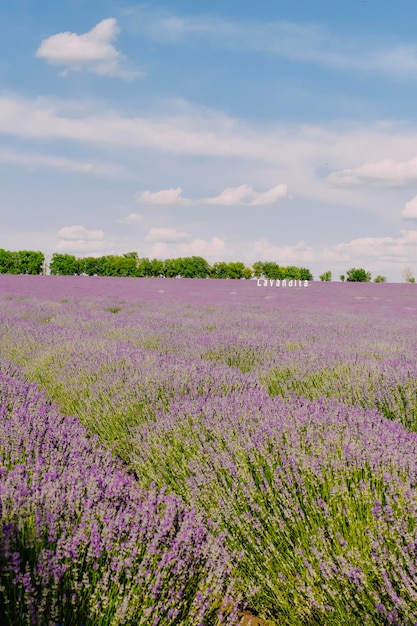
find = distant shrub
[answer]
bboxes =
[319,271,332,281]
[346,267,372,282]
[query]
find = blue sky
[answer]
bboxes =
[2,0,417,280]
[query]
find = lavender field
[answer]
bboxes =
[1,275,417,625]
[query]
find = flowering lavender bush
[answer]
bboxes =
[0,361,238,625]
[1,275,417,624]
[132,392,417,624]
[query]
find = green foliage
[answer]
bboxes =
[252,261,264,278]
[178,256,210,278]
[345,267,372,282]
[252,261,312,280]
[242,266,253,279]
[373,275,387,283]
[49,253,80,276]
[104,255,140,276]
[211,261,252,279]
[340,274,345,282]
[211,262,230,279]
[0,249,44,275]
[137,257,154,277]
[299,267,313,281]
[225,262,249,279]
[263,262,286,279]
[17,250,45,274]
[163,258,182,278]
[150,258,164,277]
[319,271,332,281]
[284,265,301,280]
[79,256,106,276]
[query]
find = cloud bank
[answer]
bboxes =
[135,184,288,206]
[56,224,114,255]
[328,156,417,187]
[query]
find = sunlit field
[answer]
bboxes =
[1,275,417,625]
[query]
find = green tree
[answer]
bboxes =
[374,275,387,283]
[16,250,45,274]
[242,266,253,279]
[163,258,181,278]
[252,261,264,278]
[210,262,229,279]
[319,271,332,281]
[80,256,105,276]
[262,262,285,280]
[150,259,164,277]
[282,266,301,280]
[50,253,80,275]
[345,268,372,282]
[179,256,210,278]
[0,249,18,274]
[137,258,154,277]
[225,262,248,279]
[0,249,11,273]
[340,274,345,282]
[299,267,313,281]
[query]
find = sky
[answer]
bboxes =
[2,0,417,281]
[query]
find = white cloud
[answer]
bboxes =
[55,239,113,253]
[56,224,115,255]
[35,18,141,79]
[201,183,288,205]
[118,212,143,223]
[401,195,417,220]
[149,242,171,259]
[249,231,417,270]
[323,231,417,264]
[58,225,104,241]
[148,236,227,261]
[252,239,316,264]
[145,227,191,243]
[136,187,191,205]
[328,156,417,187]
[135,183,288,207]
[178,236,226,258]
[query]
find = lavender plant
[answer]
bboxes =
[0,362,238,625]
[132,393,417,624]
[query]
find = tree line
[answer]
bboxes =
[0,249,314,280]
[49,253,315,280]
[1,248,415,282]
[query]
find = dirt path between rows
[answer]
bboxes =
[239,610,268,625]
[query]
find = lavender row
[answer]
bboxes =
[0,362,238,625]
[132,391,417,624]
